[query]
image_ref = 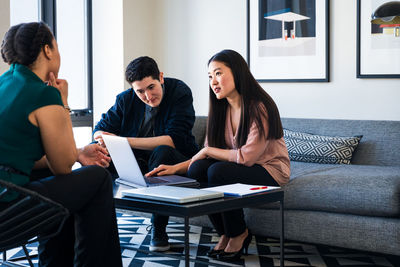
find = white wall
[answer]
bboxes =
[152,0,247,118]
[123,0,160,74]
[121,0,400,121]
[0,0,10,74]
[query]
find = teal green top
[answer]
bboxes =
[0,64,63,198]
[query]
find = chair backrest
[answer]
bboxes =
[0,179,69,251]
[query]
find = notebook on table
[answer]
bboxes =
[121,185,224,204]
[102,134,198,188]
[203,183,280,196]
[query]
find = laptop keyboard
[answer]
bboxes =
[145,176,168,184]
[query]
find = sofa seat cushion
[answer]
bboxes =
[262,162,400,217]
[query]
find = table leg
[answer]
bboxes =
[184,216,189,267]
[280,200,285,267]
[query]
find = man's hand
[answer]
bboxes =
[77,144,111,167]
[93,131,116,147]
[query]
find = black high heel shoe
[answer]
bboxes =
[217,230,252,261]
[206,248,224,258]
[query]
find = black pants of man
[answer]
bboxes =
[187,159,279,238]
[146,146,189,232]
[26,166,122,267]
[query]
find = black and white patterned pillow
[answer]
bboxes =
[283,129,362,164]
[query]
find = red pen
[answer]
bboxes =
[250,186,268,190]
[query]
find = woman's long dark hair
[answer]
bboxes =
[1,22,54,66]
[207,49,283,148]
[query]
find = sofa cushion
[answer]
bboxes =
[193,116,207,148]
[284,129,362,164]
[261,161,400,217]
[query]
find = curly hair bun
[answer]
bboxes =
[1,22,54,66]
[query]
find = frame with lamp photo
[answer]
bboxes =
[357,0,400,78]
[247,0,330,82]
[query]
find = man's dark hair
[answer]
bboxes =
[1,22,54,66]
[125,56,160,84]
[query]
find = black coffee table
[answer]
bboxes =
[114,184,284,267]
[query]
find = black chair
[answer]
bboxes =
[0,179,69,267]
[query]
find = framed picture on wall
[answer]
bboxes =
[357,0,400,78]
[247,0,329,82]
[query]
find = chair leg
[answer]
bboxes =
[22,246,34,267]
[0,247,35,267]
[0,261,32,267]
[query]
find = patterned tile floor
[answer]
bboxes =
[1,212,399,267]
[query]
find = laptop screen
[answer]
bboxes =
[102,135,147,187]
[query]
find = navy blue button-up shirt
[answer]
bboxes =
[93,78,199,158]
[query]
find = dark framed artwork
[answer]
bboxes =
[247,0,330,82]
[357,0,400,78]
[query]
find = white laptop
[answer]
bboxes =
[121,185,224,204]
[102,134,198,188]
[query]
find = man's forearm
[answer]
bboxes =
[93,130,104,140]
[127,135,175,150]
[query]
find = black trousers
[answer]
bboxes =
[26,166,122,267]
[187,159,279,238]
[107,145,189,231]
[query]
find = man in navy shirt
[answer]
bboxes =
[93,56,198,252]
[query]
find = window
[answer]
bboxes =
[10,0,39,25]
[41,0,94,146]
[56,0,89,110]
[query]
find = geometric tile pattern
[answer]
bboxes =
[284,129,362,164]
[1,212,399,267]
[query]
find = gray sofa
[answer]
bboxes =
[188,116,400,256]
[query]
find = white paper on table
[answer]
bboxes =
[201,183,280,197]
